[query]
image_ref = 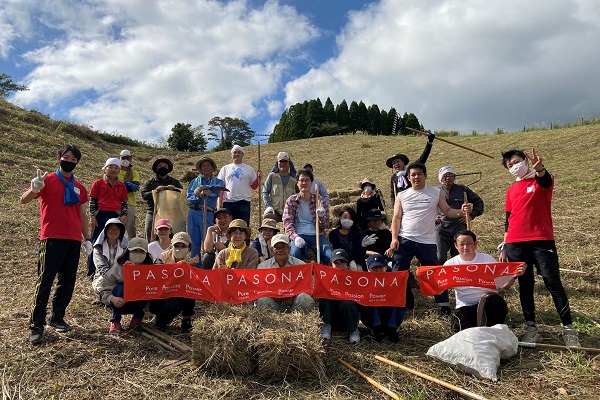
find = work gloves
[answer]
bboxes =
[294,237,306,248]
[31,170,48,193]
[361,234,378,248]
[124,181,139,192]
[316,207,326,217]
[427,130,435,144]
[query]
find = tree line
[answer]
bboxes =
[269,97,424,143]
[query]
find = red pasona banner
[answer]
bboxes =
[416,262,524,296]
[312,264,408,307]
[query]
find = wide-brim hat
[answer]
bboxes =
[196,156,217,172]
[152,157,174,174]
[360,178,376,190]
[386,154,409,168]
[226,219,252,240]
[258,218,280,233]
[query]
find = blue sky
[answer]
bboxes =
[2,0,600,144]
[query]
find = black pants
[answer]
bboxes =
[455,293,508,331]
[149,298,195,327]
[319,299,358,334]
[505,240,572,326]
[31,239,81,325]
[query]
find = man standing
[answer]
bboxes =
[217,145,260,225]
[262,151,297,222]
[21,144,90,344]
[386,131,435,206]
[141,157,183,241]
[187,156,223,266]
[118,149,140,239]
[283,169,332,265]
[385,162,471,314]
[500,148,580,346]
[435,166,484,264]
[255,234,314,313]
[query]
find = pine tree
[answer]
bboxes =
[335,100,350,132]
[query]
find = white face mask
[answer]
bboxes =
[120,159,130,168]
[340,219,354,229]
[509,160,529,179]
[363,185,373,193]
[129,252,146,264]
[173,247,189,259]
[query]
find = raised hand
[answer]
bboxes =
[31,169,48,193]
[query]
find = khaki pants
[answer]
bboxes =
[125,206,137,239]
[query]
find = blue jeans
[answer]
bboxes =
[109,283,146,322]
[361,306,406,329]
[290,234,332,265]
[392,237,449,308]
[223,200,251,226]
[187,209,213,268]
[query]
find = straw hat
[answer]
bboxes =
[226,219,252,240]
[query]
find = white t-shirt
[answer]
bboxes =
[398,185,440,244]
[218,163,257,202]
[444,252,498,309]
[148,241,171,262]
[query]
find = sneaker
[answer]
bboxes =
[109,321,122,335]
[439,306,452,316]
[181,318,192,333]
[386,326,400,343]
[29,324,44,345]
[320,323,332,340]
[129,317,142,330]
[349,329,360,344]
[49,320,72,332]
[521,324,541,343]
[563,328,581,347]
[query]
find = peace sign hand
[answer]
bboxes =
[525,147,544,172]
[31,169,48,193]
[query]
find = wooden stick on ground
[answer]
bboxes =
[559,268,587,274]
[160,351,192,369]
[375,355,488,400]
[142,324,193,352]
[141,332,176,352]
[405,127,495,159]
[338,358,400,400]
[518,342,600,354]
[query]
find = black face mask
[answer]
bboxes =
[60,160,77,172]
[157,167,169,176]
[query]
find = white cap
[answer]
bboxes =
[277,152,290,161]
[120,149,131,157]
[103,157,121,169]
[231,144,244,154]
[438,166,456,183]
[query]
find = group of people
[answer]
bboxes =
[23,136,581,348]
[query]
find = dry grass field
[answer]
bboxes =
[1,99,599,399]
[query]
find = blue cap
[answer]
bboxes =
[367,253,388,270]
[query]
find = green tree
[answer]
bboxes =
[287,102,307,140]
[167,123,208,152]
[270,110,290,143]
[348,101,360,131]
[367,103,381,134]
[403,112,421,135]
[335,100,350,129]
[323,97,336,123]
[208,116,255,151]
[0,73,29,98]
[380,109,389,136]
[305,98,324,138]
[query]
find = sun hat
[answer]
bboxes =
[386,154,409,168]
[152,157,174,174]
[360,178,376,190]
[172,232,191,246]
[128,237,149,252]
[196,156,217,172]
[258,218,280,233]
[226,219,252,240]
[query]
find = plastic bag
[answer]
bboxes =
[426,324,518,381]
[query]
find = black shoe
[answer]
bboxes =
[181,318,192,333]
[154,323,167,332]
[29,324,44,345]
[372,325,385,343]
[386,326,400,343]
[439,306,452,316]
[49,320,72,332]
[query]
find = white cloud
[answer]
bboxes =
[11,0,318,140]
[284,0,600,132]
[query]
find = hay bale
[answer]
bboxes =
[191,304,256,375]
[252,308,326,381]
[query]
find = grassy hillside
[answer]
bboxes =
[1,99,599,399]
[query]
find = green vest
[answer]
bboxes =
[271,173,296,214]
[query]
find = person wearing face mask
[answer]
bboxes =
[328,207,366,271]
[21,144,90,345]
[141,157,183,242]
[435,166,484,265]
[386,131,435,207]
[356,178,384,231]
[213,219,259,269]
[92,237,151,334]
[117,150,140,240]
[87,158,128,277]
[152,232,199,332]
[499,148,580,347]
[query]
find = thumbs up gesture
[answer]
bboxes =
[31,169,48,193]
